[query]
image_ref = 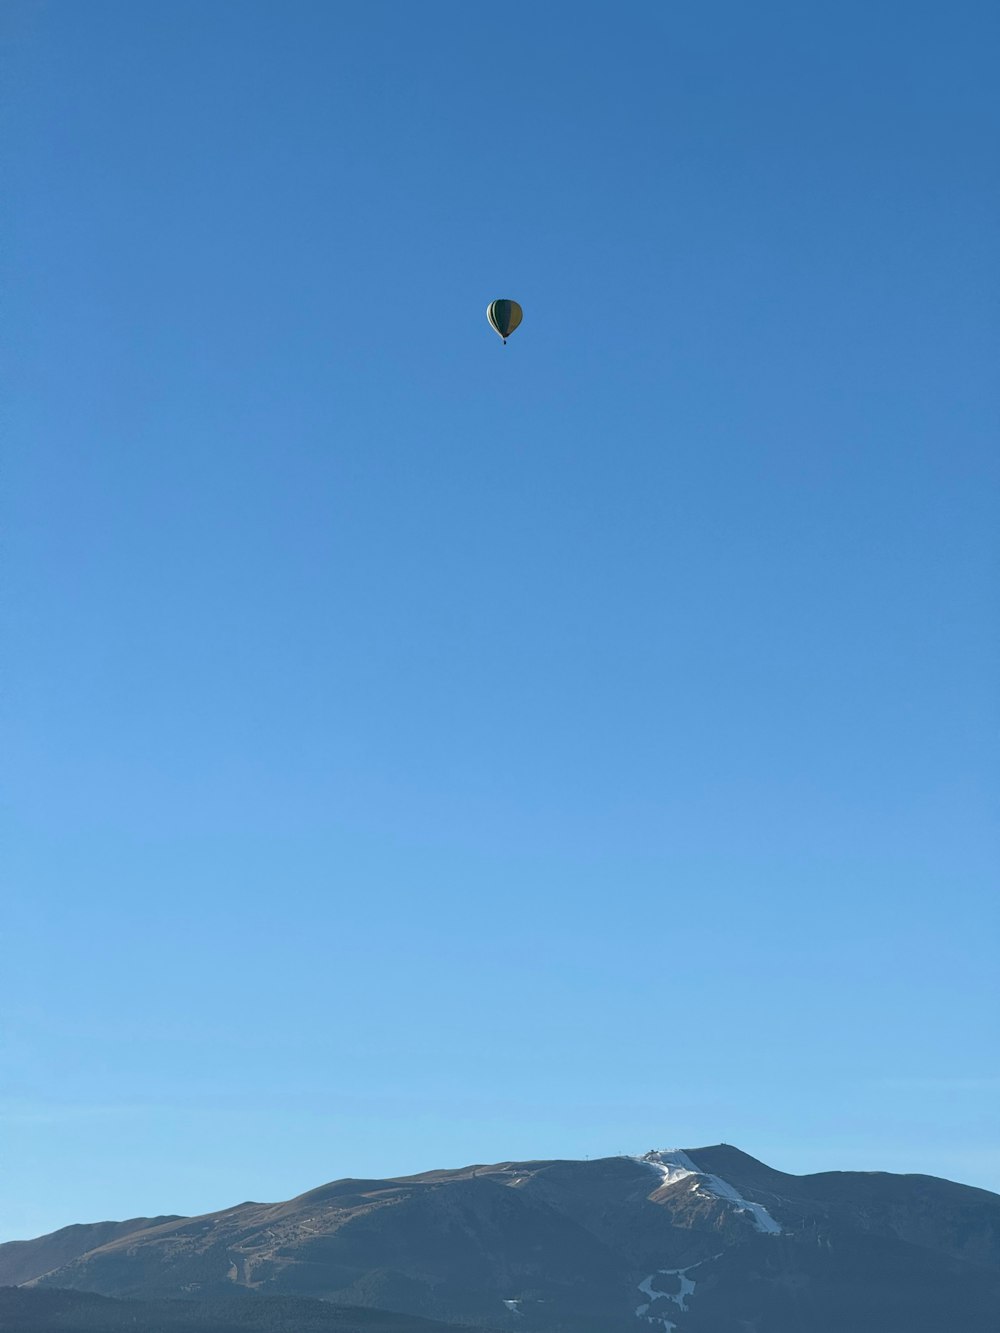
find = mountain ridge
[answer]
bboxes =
[4,1146,998,1332]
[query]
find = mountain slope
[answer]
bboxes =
[0,1287,479,1333]
[0,1218,182,1287]
[6,1147,1000,1332]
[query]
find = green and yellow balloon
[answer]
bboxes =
[487,299,522,345]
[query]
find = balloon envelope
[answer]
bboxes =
[487,299,522,342]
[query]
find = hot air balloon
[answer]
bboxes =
[487,299,522,345]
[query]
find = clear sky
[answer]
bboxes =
[3,1,997,1241]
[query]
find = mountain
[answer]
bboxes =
[0,1287,479,1333]
[0,1218,181,1288]
[4,1147,999,1332]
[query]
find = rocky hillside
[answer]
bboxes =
[4,1147,999,1332]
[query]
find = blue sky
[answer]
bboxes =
[3,0,998,1239]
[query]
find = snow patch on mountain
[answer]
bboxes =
[637,1266,696,1314]
[635,1254,720,1332]
[635,1149,782,1235]
[635,1149,699,1190]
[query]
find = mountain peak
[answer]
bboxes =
[3,1148,998,1333]
[634,1148,783,1234]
